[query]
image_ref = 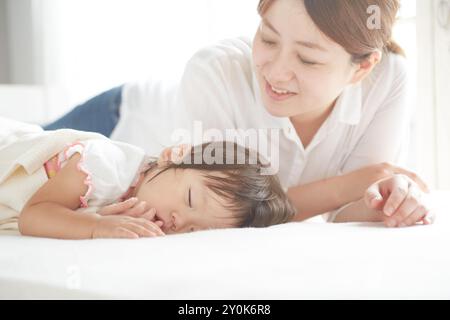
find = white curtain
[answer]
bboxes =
[433,0,450,189]
[416,0,450,189]
[31,0,260,107]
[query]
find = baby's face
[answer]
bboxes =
[134,167,237,234]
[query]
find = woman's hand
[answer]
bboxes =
[338,162,430,209]
[288,162,431,222]
[158,144,192,164]
[360,162,429,193]
[92,214,165,239]
[364,174,435,228]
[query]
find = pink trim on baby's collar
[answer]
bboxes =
[61,141,94,208]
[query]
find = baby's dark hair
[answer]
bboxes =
[144,141,296,228]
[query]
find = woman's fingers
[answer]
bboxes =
[158,147,173,164]
[364,184,385,210]
[385,183,422,227]
[364,170,435,229]
[381,175,410,218]
[170,144,191,164]
[98,197,139,216]
[391,165,430,193]
[422,207,436,225]
[158,144,192,165]
[383,176,409,217]
[398,204,429,227]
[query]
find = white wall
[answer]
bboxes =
[4,0,38,84]
[0,0,10,83]
[32,0,260,110]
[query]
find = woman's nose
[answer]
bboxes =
[268,56,295,83]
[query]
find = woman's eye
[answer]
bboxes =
[261,38,276,47]
[298,56,317,66]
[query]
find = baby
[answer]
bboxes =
[0,120,295,239]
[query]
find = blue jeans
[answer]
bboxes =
[43,85,124,137]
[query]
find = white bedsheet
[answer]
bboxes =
[1,191,449,300]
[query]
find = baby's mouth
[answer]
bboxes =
[154,213,162,224]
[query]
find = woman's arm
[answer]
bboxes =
[287,164,384,221]
[19,154,100,239]
[332,198,382,223]
[288,162,429,222]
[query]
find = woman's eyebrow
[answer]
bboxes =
[262,18,327,52]
[296,40,326,51]
[262,18,280,35]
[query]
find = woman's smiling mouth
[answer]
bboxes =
[265,79,297,101]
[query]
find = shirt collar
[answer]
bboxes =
[335,82,363,125]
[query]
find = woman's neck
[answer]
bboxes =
[289,100,336,149]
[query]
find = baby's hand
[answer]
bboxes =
[364,174,435,228]
[92,214,165,239]
[98,197,157,218]
[95,198,165,238]
[158,144,192,164]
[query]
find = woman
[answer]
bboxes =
[44,0,431,226]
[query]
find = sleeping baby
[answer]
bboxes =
[0,117,295,239]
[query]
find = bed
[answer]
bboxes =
[1,190,449,299]
[1,87,449,299]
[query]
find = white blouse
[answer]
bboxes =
[111,37,412,220]
[54,139,149,209]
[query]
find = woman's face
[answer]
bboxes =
[134,167,236,235]
[252,0,358,119]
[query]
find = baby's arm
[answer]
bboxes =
[19,154,100,239]
[19,154,165,239]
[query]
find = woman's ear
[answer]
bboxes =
[350,50,382,84]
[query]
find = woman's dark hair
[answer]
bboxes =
[144,141,296,228]
[258,0,405,62]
